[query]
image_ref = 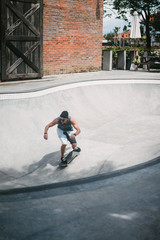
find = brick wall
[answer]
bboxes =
[43,0,103,75]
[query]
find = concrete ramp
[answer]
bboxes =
[0,80,160,190]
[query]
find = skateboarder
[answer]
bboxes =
[44,111,81,163]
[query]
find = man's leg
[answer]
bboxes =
[68,132,80,151]
[61,144,66,158]
[57,128,67,160]
[62,131,80,152]
[71,142,77,149]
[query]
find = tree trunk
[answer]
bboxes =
[146,19,151,49]
[145,6,151,49]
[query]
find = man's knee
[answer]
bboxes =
[70,137,77,144]
[72,143,77,148]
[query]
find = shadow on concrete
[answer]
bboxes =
[1,155,160,196]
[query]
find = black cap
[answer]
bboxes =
[60,111,68,119]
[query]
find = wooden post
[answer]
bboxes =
[39,0,43,77]
[1,0,7,81]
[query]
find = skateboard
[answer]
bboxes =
[59,147,81,167]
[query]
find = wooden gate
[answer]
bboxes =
[0,0,43,81]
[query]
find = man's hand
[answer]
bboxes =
[44,133,48,140]
[70,134,75,139]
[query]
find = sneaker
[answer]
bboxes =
[61,157,67,164]
[73,147,81,152]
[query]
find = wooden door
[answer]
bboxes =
[0,0,43,81]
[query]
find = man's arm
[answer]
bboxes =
[44,118,58,140]
[70,118,81,138]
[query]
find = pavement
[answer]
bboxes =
[0,70,160,240]
[0,70,160,191]
[0,162,160,240]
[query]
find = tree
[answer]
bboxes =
[105,32,115,45]
[151,12,160,31]
[103,0,116,18]
[123,25,128,32]
[113,27,121,46]
[112,0,160,49]
[113,26,120,36]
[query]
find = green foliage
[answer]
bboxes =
[103,0,116,18]
[113,26,121,35]
[151,12,160,31]
[113,0,160,18]
[112,0,160,48]
[105,32,114,41]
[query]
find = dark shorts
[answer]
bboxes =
[70,136,77,144]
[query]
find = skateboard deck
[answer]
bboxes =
[59,147,81,167]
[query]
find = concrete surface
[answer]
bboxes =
[0,162,160,240]
[0,69,160,94]
[0,70,160,191]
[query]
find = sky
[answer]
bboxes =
[103,4,132,35]
[103,16,131,35]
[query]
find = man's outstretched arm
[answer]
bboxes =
[44,118,58,140]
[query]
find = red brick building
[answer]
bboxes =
[43,0,103,75]
[0,0,103,81]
